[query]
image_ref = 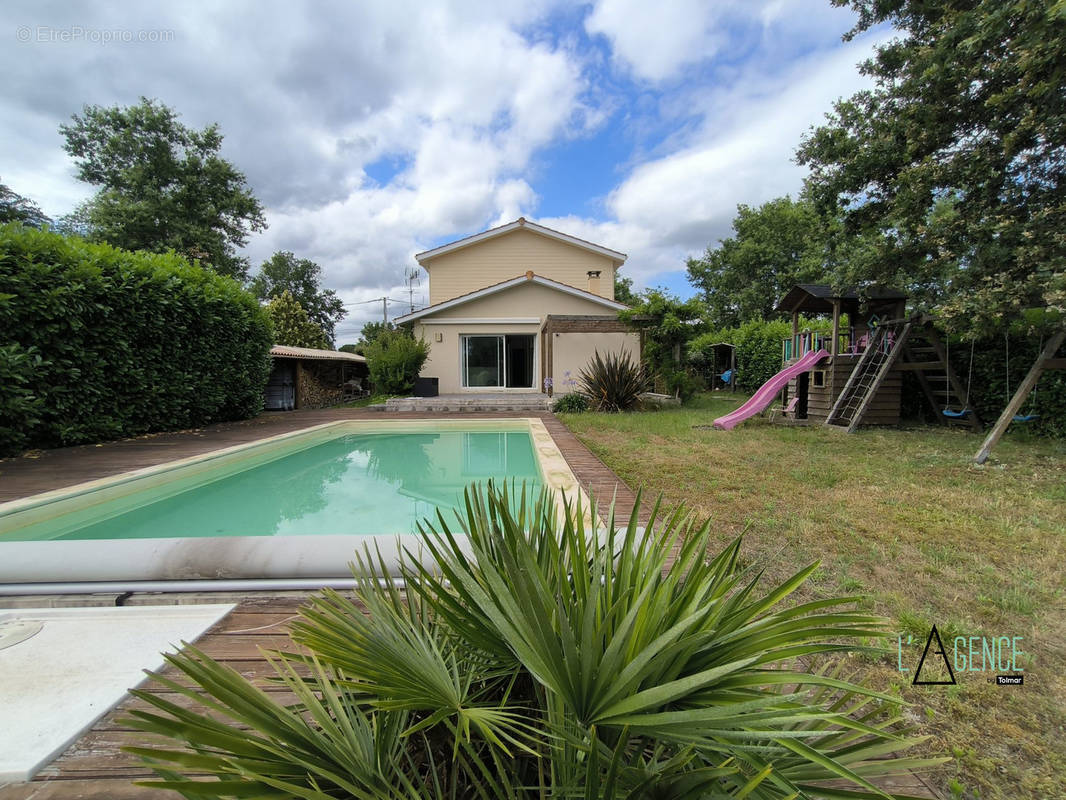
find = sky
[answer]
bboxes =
[2,1,890,343]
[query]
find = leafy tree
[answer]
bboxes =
[358,320,396,347]
[364,328,428,394]
[686,196,828,327]
[614,274,637,305]
[60,97,266,281]
[265,290,330,350]
[619,290,706,397]
[0,181,51,228]
[249,251,346,344]
[337,343,360,354]
[797,0,1066,335]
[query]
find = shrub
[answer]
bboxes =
[690,317,833,394]
[663,368,705,401]
[265,289,330,349]
[0,224,272,456]
[551,391,590,413]
[125,482,939,798]
[364,328,429,395]
[579,349,650,412]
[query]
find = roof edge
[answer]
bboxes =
[393,273,628,324]
[414,217,627,265]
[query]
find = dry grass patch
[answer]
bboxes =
[560,393,1066,800]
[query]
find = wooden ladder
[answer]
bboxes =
[898,327,982,432]
[826,321,913,432]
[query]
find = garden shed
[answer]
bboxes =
[266,346,368,411]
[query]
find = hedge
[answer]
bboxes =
[690,317,833,394]
[0,224,273,456]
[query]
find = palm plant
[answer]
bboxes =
[579,350,650,412]
[124,483,941,799]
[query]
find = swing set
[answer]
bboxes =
[940,337,975,418]
[974,328,1066,464]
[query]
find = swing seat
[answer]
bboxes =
[1012,414,1039,423]
[942,408,972,418]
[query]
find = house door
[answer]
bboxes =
[461,334,536,388]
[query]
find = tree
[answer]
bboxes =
[249,251,346,344]
[797,0,1066,335]
[364,328,428,394]
[0,181,50,228]
[265,290,330,350]
[614,274,637,305]
[358,320,395,346]
[619,289,706,397]
[60,98,266,281]
[686,196,827,327]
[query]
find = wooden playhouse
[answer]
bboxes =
[774,285,981,432]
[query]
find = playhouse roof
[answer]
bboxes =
[774,284,908,315]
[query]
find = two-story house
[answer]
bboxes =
[394,218,640,395]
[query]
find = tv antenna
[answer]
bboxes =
[404,267,421,313]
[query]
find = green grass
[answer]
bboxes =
[560,393,1066,800]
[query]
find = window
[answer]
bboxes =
[461,334,535,388]
[812,370,826,388]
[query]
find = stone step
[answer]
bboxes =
[385,394,552,413]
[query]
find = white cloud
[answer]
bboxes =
[1,0,885,332]
[584,0,856,84]
[542,30,890,288]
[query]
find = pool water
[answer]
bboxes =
[6,431,542,541]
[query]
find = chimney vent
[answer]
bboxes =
[586,270,602,295]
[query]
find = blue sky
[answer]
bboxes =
[2,1,889,339]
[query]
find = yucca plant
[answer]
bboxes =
[579,349,650,412]
[124,483,941,799]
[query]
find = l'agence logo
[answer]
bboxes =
[897,625,1025,687]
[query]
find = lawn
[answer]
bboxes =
[560,393,1066,800]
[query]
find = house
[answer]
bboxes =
[393,217,640,394]
[265,345,368,410]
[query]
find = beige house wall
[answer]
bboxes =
[550,332,640,392]
[423,228,618,305]
[415,322,541,394]
[426,280,622,320]
[411,280,632,394]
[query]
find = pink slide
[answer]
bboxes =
[713,349,830,430]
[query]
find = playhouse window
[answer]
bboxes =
[812,370,826,388]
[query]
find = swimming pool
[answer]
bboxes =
[0,419,583,588]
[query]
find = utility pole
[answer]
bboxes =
[382,297,388,325]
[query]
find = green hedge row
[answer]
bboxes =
[689,317,833,393]
[0,224,273,456]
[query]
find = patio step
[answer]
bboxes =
[385,394,553,413]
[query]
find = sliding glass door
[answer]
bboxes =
[461,334,535,388]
